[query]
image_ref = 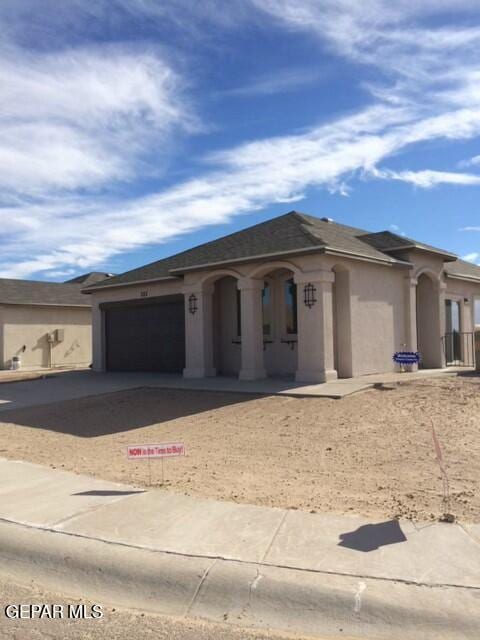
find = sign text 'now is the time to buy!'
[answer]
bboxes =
[127,443,185,459]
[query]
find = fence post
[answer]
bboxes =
[476,330,480,372]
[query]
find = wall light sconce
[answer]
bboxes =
[303,283,317,308]
[188,293,198,314]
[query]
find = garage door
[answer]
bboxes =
[104,296,185,372]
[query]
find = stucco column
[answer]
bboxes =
[91,300,105,372]
[238,277,266,380]
[404,275,418,371]
[183,284,216,378]
[295,270,338,383]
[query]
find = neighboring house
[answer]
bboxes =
[84,212,480,382]
[0,272,113,370]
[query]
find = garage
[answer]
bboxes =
[103,295,185,372]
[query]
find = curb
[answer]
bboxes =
[0,519,479,639]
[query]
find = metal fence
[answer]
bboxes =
[442,332,475,367]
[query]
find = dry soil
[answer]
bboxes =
[0,374,478,522]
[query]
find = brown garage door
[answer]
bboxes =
[104,296,185,372]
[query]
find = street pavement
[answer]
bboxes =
[0,458,479,639]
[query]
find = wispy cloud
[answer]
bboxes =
[0,45,195,197]
[462,252,480,263]
[458,154,480,168]
[371,168,480,188]
[226,68,324,97]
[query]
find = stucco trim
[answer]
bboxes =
[169,246,408,275]
[445,273,480,284]
[0,302,90,309]
[83,275,180,294]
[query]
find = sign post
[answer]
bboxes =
[127,442,185,486]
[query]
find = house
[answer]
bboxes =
[0,272,112,370]
[84,212,480,382]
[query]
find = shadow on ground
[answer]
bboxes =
[338,519,407,552]
[0,387,258,437]
[72,490,146,497]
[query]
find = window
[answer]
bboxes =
[284,278,297,334]
[475,298,480,327]
[262,281,272,336]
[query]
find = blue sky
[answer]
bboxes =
[1,0,480,280]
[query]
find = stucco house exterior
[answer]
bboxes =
[0,272,111,370]
[84,212,480,382]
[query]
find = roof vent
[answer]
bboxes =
[320,217,334,223]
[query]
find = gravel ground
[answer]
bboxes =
[0,374,478,522]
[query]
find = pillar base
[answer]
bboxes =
[183,367,217,379]
[295,368,338,384]
[239,368,267,381]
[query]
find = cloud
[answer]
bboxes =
[458,154,480,168]
[371,168,480,188]
[3,98,480,279]
[462,252,480,263]
[226,68,324,97]
[0,45,195,197]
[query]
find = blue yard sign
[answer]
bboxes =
[393,351,421,365]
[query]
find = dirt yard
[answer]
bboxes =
[0,374,479,522]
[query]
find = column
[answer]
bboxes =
[295,270,338,383]
[91,301,105,372]
[183,284,216,378]
[404,275,418,371]
[238,277,266,380]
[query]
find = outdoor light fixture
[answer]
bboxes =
[303,283,316,308]
[188,293,198,314]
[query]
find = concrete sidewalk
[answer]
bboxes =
[0,366,474,412]
[0,458,478,639]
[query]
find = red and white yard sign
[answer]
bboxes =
[127,442,185,459]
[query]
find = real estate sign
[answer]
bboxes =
[127,442,185,459]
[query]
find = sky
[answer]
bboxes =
[1,0,480,281]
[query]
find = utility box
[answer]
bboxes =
[476,330,480,372]
[55,329,65,343]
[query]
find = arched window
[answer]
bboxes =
[284,278,297,334]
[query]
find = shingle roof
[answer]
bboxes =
[85,210,476,291]
[358,231,457,260]
[85,212,407,290]
[445,259,480,281]
[65,272,115,286]
[0,279,91,306]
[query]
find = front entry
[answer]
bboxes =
[104,296,185,372]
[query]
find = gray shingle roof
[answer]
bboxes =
[65,272,115,286]
[85,212,406,291]
[85,210,475,291]
[0,279,91,307]
[445,259,480,281]
[358,231,457,259]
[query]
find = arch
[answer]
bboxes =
[332,264,352,378]
[246,260,302,279]
[199,268,243,286]
[413,266,440,284]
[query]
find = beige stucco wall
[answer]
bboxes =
[0,304,92,370]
